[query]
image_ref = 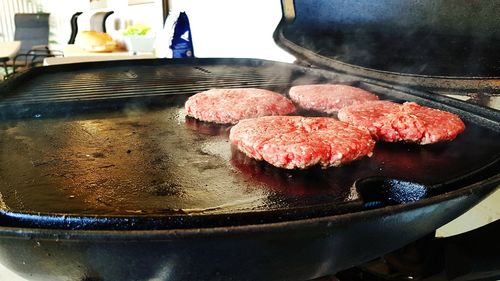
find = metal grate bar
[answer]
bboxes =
[3,78,293,103]
[2,82,292,105]
[2,65,299,105]
[9,76,291,95]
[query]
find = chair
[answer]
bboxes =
[68,12,83,44]
[90,11,114,33]
[4,13,63,78]
[68,11,114,51]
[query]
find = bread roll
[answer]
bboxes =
[76,31,116,52]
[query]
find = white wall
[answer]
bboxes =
[0,0,38,42]
[38,0,89,49]
[85,0,164,37]
[1,0,294,62]
[166,0,295,62]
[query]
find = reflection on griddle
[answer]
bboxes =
[230,146,358,200]
[371,139,472,185]
[184,116,232,137]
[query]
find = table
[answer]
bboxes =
[0,41,21,59]
[43,44,155,66]
[43,54,156,66]
[0,41,21,78]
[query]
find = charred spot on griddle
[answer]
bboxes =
[149,154,170,166]
[147,180,183,197]
[156,129,174,137]
[196,148,210,156]
[117,121,149,128]
[91,152,106,158]
[191,159,225,172]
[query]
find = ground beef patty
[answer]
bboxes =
[288,84,379,114]
[185,88,296,124]
[338,101,465,144]
[229,116,375,169]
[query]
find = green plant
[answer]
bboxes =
[123,23,151,36]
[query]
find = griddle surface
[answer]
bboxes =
[0,59,498,228]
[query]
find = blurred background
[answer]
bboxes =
[0,0,294,62]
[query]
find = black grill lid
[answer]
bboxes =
[274,0,500,89]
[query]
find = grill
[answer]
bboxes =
[0,57,498,280]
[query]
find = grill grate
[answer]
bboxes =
[1,64,301,105]
[0,59,336,119]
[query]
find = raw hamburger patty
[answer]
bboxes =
[229,116,375,169]
[337,101,465,144]
[185,88,296,124]
[288,84,379,114]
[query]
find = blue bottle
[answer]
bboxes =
[170,12,194,58]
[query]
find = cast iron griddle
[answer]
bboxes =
[0,58,498,230]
